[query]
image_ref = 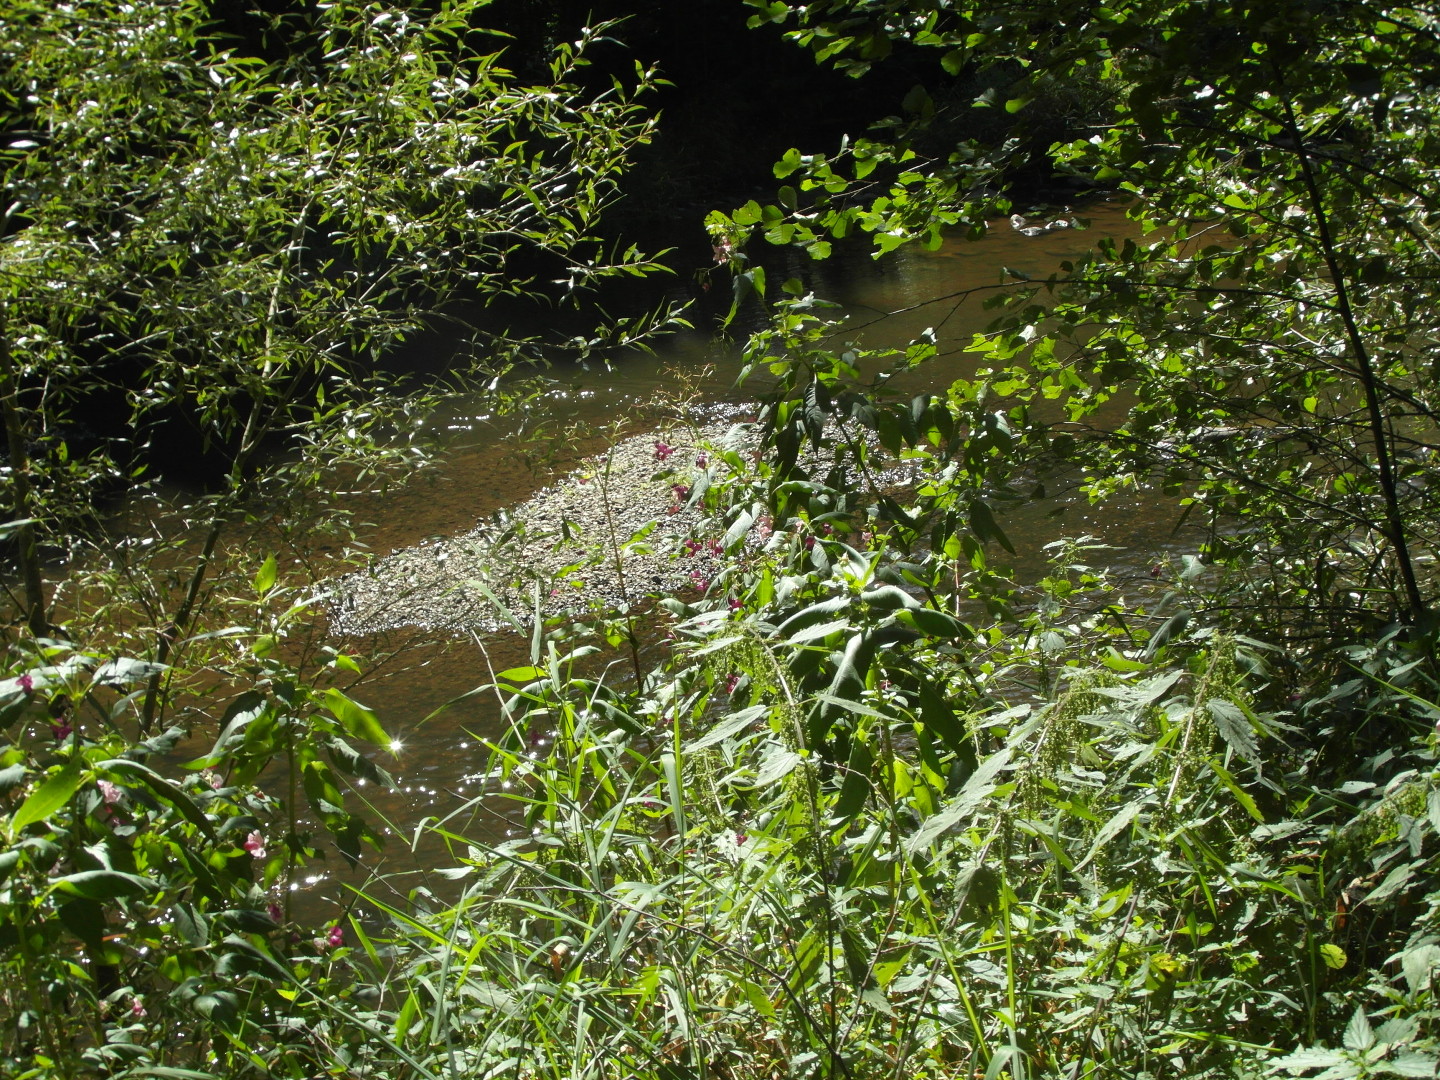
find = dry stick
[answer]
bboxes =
[597,443,645,687]
[1277,87,1428,626]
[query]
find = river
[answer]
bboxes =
[226,201,1185,912]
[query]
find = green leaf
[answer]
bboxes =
[684,706,769,752]
[49,869,157,900]
[967,500,1014,553]
[1073,801,1143,871]
[834,739,874,822]
[1319,943,1347,969]
[253,554,277,596]
[1344,1005,1375,1051]
[733,199,763,226]
[1204,759,1264,823]
[907,749,1012,853]
[11,759,84,836]
[325,688,391,749]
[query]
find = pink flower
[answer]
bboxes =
[723,672,740,693]
[243,831,267,859]
[267,903,284,923]
[654,440,675,462]
[756,516,773,540]
[51,722,72,741]
[17,674,33,694]
[689,570,710,591]
[327,924,345,948]
[682,539,701,557]
[671,484,691,502]
[728,597,742,612]
[130,997,146,1019]
[695,453,708,468]
[97,779,122,805]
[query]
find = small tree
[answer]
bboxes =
[728,0,1440,645]
[0,0,677,703]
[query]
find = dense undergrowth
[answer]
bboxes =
[7,0,1440,1077]
[4,429,1440,1078]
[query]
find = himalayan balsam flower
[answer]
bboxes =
[130,997,146,1019]
[97,779,122,805]
[243,831,267,859]
[694,452,708,468]
[17,673,33,693]
[327,924,345,948]
[653,440,675,462]
[723,672,741,693]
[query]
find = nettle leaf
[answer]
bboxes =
[1208,699,1260,765]
[1344,1006,1375,1052]
[907,748,1012,853]
[1073,801,1144,871]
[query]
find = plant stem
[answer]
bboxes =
[597,444,645,687]
[1278,89,1428,626]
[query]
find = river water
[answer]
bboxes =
[250,202,1186,910]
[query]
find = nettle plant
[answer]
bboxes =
[379,487,1440,1080]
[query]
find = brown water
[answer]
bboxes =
[266,203,1191,908]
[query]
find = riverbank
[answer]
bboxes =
[326,406,755,635]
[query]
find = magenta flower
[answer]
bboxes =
[689,570,710,590]
[695,453,708,468]
[243,831,267,859]
[723,672,740,693]
[728,597,742,612]
[17,674,33,694]
[671,483,691,502]
[130,997,146,1019]
[97,779,122,805]
[51,722,72,741]
[267,902,284,923]
[682,539,701,557]
[327,924,345,948]
[654,440,675,462]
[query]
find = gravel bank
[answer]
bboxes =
[326,408,760,635]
